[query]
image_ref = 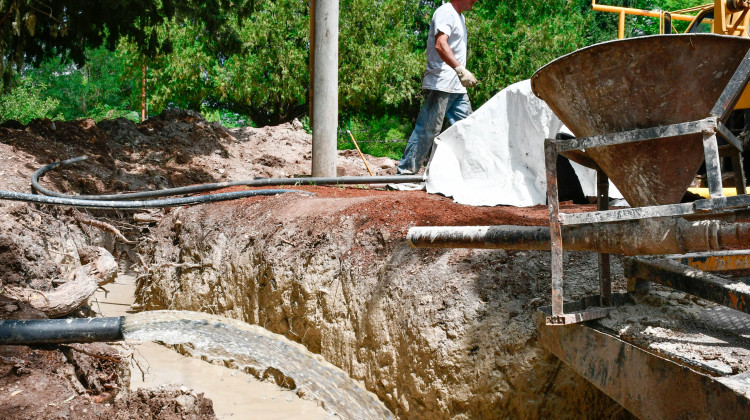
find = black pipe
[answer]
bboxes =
[0,317,124,345]
[0,189,311,210]
[4,157,423,345]
[32,155,426,200]
[31,155,89,196]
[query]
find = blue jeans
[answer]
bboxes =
[397,90,472,174]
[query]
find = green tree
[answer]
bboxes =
[215,0,311,126]
[0,0,252,90]
[0,76,59,123]
[25,45,137,121]
[127,0,427,126]
[468,1,594,105]
[338,0,425,116]
[118,19,217,113]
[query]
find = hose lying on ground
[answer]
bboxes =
[0,189,312,209]
[32,155,426,201]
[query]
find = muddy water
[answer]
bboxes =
[128,342,332,419]
[122,310,393,420]
[93,276,335,419]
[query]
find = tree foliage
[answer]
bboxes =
[0,0,713,129]
[27,46,138,121]
[0,76,59,123]
[337,0,425,116]
[0,0,252,90]
[469,1,595,105]
[216,0,312,126]
[113,0,427,126]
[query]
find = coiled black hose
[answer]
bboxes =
[32,155,426,201]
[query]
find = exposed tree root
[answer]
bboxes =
[4,247,118,317]
[75,215,135,244]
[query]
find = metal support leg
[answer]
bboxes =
[545,140,564,317]
[703,130,724,199]
[597,169,612,306]
[710,47,750,120]
[730,149,747,195]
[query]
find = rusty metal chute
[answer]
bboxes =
[531,34,750,325]
[532,34,750,207]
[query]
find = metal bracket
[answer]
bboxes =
[545,307,612,325]
[544,117,747,325]
[624,251,750,314]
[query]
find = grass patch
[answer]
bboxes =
[337,115,411,160]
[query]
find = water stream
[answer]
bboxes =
[122,310,393,420]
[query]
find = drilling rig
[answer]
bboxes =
[406,1,750,417]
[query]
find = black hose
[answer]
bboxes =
[8,159,418,346]
[0,189,311,210]
[32,155,426,200]
[15,156,316,208]
[31,155,89,196]
[0,317,124,345]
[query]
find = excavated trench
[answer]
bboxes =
[133,187,632,419]
[0,112,636,418]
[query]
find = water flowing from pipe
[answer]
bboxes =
[122,310,393,420]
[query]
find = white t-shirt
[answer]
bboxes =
[422,3,467,94]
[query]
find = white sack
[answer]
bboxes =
[425,79,622,206]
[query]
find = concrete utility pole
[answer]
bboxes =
[311,0,339,177]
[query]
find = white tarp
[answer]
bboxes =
[425,79,623,206]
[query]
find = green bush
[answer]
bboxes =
[0,77,60,123]
[200,104,254,128]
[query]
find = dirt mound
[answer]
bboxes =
[0,109,391,200]
[113,386,215,419]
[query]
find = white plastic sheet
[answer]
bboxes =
[425,79,623,206]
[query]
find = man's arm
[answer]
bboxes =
[435,32,460,68]
[435,32,477,88]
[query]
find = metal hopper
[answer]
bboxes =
[531,34,750,207]
[408,34,750,327]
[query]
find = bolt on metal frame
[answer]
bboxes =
[543,47,750,326]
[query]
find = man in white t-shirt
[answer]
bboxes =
[397,0,479,175]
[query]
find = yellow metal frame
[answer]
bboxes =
[592,0,701,39]
[591,0,750,39]
[592,0,750,109]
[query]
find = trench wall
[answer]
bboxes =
[136,195,631,419]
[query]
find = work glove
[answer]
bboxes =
[454,65,478,88]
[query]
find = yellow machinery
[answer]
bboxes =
[594,1,750,108]
[407,3,750,416]
[592,0,750,38]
